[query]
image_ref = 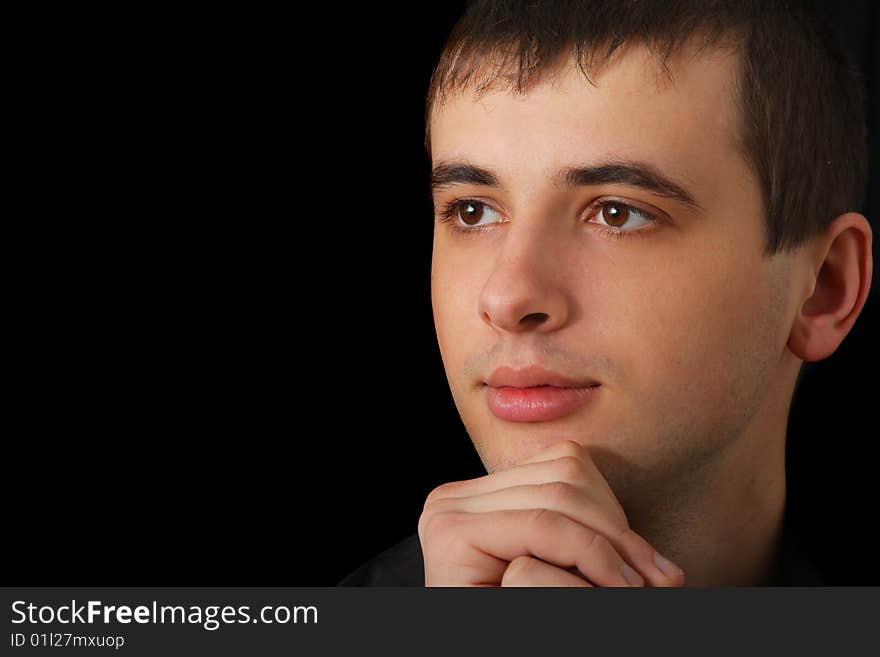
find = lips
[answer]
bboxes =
[486,364,599,389]
[484,364,601,422]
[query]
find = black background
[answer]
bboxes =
[6,2,877,586]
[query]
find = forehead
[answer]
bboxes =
[430,42,747,207]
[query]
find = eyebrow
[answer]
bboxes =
[430,158,705,214]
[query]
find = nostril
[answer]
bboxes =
[520,312,549,325]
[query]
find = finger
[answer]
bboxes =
[513,440,627,523]
[427,441,619,515]
[426,453,605,505]
[426,482,674,587]
[513,439,595,467]
[424,508,643,587]
[502,556,594,587]
[425,455,630,541]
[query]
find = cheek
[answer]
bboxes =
[431,246,480,382]
[619,251,786,425]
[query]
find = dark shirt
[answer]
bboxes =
[338,514,825,586]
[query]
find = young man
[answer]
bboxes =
[340,0,872,586]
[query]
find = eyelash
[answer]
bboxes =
[436,198,661,240]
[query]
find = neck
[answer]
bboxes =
[624,432,788,587]
[621,349,799,587]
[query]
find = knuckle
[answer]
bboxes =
[425,484,446,508]
[417,510,431,540]
[554,456,587,486]
[586,529,610,553]
[527,506,556,529]
[556,440,584,459]
[526,509,549,525]
[613,524,639,547]
[421,495,451,521]
[423,482,456,508]
[419,512,472,568]
[541,480,578,506]
[419,510,458,544]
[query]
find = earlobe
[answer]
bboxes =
[787,212,873,363]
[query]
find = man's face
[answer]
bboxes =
[429,44,799,503]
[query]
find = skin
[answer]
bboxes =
[422,41,873,586]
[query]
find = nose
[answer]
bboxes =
[477,229,571,334]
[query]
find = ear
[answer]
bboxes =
[788,212,873,362]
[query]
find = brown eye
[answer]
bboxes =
[437,199,506,234]
[459,201,485,226]
[592,200,658,233]
[602,201,630,228]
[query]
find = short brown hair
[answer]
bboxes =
[424,0,869,257]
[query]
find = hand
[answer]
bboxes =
[418,440,686,587]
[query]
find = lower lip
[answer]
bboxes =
[485,384,601,422]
